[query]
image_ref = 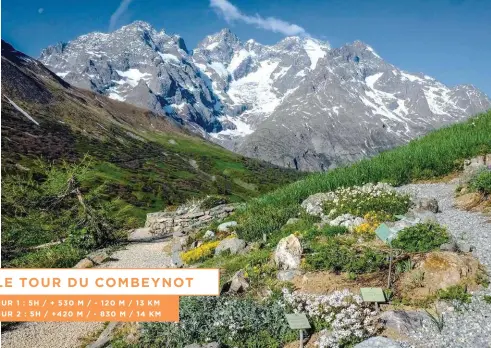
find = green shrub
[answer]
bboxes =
[469,169,491,194]
[483,295,491,304]
[305,238,387,274]
[236,111,491,242]
[141,296,297,348]
[391,222,449,252]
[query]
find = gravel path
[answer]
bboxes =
[1,239,172,348]
[397,183,491,348]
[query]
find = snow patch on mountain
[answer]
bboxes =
[56,71,70,78]
[228,60,281,115]
[158,52,180,63]
[401,72,424,83]
[209,62,229,78]
[115,69,151,87]
[365,72,384,89]
[303,39,327,69]
[366,45,381,59]
[211,116,254,138]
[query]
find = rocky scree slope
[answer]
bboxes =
[40,21,491,171]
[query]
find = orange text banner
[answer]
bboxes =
[0,295,179,322]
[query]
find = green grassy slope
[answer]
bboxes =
[236,110,491,241]
[0,40,303,267]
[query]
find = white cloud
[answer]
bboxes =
[38,8,44,14]
[109,0,133,31]
[210,0,307,36]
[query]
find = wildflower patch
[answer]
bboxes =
[180,240,220,264]
[322,183,411,220]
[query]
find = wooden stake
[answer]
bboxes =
[387,244,393,289]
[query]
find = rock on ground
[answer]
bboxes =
[300,192,335,216]
[217,221,237,232]
[214,237,246,255]
[277,270,302,281]
[274,234,302,270]
[127,227,155,242]
[380,310,427,336]
[221,270,249,294]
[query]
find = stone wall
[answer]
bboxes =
[144,204,237,238]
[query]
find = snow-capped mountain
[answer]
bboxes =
[238,41,491,170]
[40,21,223,133]
[40,21,491,170]
[192,29,330,139]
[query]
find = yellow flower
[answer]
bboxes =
[180,240,220,264]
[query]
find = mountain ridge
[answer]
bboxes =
[39,21,491,170]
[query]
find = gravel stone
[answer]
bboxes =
[396,183,491,348]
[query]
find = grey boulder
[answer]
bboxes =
[214,237,246,255]
[380,310,427,336]
[171,251,184,268]
[277,270,302,281]
[87,250,109,265]
[440,241,458,252]
[274,234,302,270]
[300,192,335,216]
[221,270,249,294]
[128,227,155,242]
[412,197,439,213]
[217,221,237,232]
[203,230,215,240]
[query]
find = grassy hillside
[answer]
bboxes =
[0,41,303,267]
[236,110,491,241]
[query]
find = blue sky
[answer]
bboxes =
[2,0,490,96]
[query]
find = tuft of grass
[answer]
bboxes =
[236,111,491,241]
[425,306,445,333]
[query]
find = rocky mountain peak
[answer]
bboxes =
[197,28,240,50]
[119,20,156,33]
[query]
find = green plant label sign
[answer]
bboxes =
[375,223,392,242]
[360,287,386,302]
[285,313,311,329]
